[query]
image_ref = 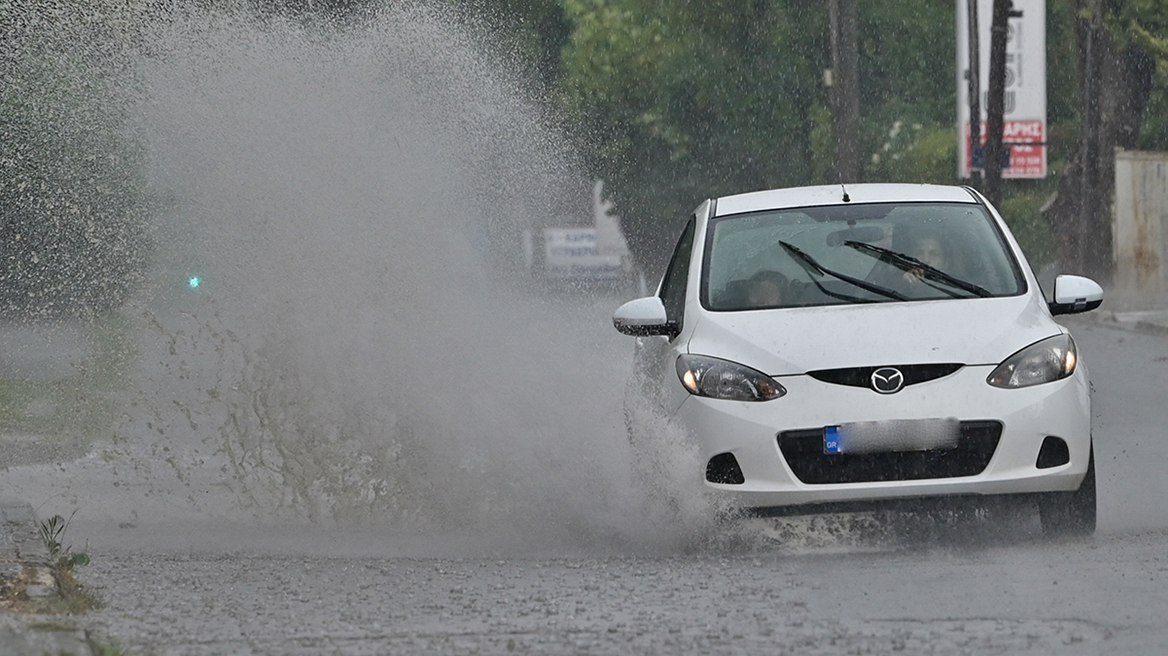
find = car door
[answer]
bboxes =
[631,215,697,414]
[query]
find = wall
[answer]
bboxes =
[1113,150,1168,309]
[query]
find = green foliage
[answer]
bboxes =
[89,640,131,656]
[560,0,825,269]
[1119,0,1168,56]
[0,376,113,446]
[1047,1,1080,126]
[0,312,132,449]
[39,511,91,571]
[555,0,988,268]
[1138,77,1168,149]
[999,188,1057,269]
[856,0,955,127]
[549,0,1126,272]
[809,103,834,184]
[455,0,572,91]
[865,121,957,185]
[1125,0,1168,150]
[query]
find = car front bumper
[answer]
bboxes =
[671,365,1092,511]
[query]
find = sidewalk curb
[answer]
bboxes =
[0,497,93,656]
[1063,308,1168,337]
[0,624,96,656]
[1,497,53,572]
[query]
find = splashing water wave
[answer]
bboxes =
[6,4,914,555]
[68,4,729,552]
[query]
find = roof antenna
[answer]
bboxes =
[841,184,851,203]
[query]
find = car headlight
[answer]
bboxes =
[987,334,1077,389]
[676,354,786,401]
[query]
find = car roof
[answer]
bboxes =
[712,183,979,217]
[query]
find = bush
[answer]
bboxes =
[998,189,1057,270]
[864,121,957,185]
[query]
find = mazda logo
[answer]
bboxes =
[871,367,905,394]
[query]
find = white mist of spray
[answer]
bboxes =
[97,3,721,551]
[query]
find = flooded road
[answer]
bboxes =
[7,312,1165,655]
[5,5,1168,654]
[69,530,1167,655]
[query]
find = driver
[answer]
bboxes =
[903,234,949,283]
[746,270,788,307]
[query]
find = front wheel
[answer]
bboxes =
[1038,445,1096,538]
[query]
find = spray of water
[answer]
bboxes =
[1,2,737,554]
[2,3,1009,556]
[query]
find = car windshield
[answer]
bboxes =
[703,202,1025,311]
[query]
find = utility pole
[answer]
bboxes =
[983,0,1021,207]
[966,0,982,189]
[828,0,860,183]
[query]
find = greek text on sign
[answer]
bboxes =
[956,0,1046,179]
[963,120,1046,179]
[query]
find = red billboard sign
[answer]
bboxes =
[961,120,1046,179]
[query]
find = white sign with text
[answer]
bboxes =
[956,0,1046,179]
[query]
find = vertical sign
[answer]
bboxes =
[957,0,1046,179]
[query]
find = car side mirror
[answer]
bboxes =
[613,296,676,337]
[1049,274,1103,315]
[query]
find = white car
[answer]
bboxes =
[613,183,1103,536]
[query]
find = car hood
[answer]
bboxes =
[686,293,1061,376]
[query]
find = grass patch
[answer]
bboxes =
[85,310,138,392]
[89,639,132,656]
[1,511,99,615]
[0,563,102,615]
[0,377,112,439]
[27,620,78,631]
[35,566,102,615]
[0,310,137,458]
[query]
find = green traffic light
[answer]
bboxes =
[188,276,200,289]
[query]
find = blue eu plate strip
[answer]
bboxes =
[825,425,842,454]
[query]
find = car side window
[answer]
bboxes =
[659,217,696,335]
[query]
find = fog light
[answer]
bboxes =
[706,453,745,485]
[1036,436,1070,469]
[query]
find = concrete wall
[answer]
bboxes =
[1113,150,1168,309]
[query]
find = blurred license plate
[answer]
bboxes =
[824,418,960,455]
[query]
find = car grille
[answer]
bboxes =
[807,363,964,389]
[777,420,1002,484]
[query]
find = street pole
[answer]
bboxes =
[828,0,860,183]
[984,0,1020,207]
[967,0,982,189]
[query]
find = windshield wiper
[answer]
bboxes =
[844,241,992,298]
[779,241,908,302]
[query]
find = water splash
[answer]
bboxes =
[4,2,1042,559]
[69,3,681,550]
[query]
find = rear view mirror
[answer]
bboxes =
[826,225,885,247]
[1049,275,1103,315]
[613,296,675,336]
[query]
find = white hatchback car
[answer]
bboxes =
[613,183,1103,536]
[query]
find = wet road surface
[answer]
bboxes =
[6,309,1168,655]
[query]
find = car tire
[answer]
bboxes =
[1038,445,1096,538]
